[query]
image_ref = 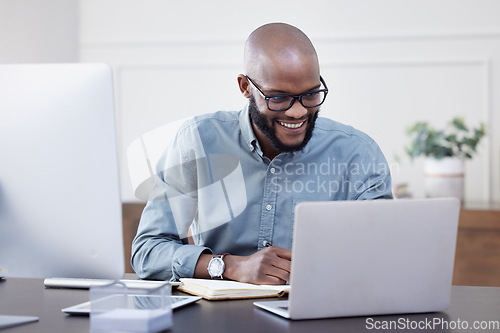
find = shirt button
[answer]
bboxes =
[266,204,272,211]
[262,240,271,247]
[270,168,276,174]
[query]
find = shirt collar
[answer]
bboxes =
[239,103,264,156]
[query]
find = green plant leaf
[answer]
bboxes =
[405,117,486,160]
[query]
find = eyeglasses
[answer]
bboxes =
[245,75,328,112]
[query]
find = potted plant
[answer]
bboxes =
[405,117,486,201]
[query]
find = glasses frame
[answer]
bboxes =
[245,75,329,112]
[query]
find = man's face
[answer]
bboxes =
[248,93,319,154]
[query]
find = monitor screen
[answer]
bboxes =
[0,63,124,279]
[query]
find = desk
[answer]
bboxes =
[1,278,500,332]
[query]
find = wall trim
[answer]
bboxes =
[114,58,487,71]
[81,30,500,49]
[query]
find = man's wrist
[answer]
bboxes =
[194,253,240,280]
[193,253,213,279]
[220,254,238,281]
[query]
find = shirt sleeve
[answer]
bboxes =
[131,198,211,281]
[131,121,212,281]
[352,140,394,200]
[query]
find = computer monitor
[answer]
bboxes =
[0,63,124,279]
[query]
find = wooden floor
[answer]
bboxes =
[122,203,500,286]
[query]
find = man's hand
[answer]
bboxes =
[194,246,292,285]
[223,246,292,285]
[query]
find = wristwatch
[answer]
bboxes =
[207,254,227,279]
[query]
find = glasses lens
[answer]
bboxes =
[267,96,294,111]
[267,91,327,111]
[301,91,326,108]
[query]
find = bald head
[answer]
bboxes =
[244,23,319,81]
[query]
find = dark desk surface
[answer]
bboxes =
[1,278,499,333]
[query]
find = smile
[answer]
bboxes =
[278,121,305,129]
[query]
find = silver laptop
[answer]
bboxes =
[0,63,124,279]
[254,198,460,320]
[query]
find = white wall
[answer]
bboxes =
[2,0,499,204]
[80,0,500,204]
[0,0,78,63]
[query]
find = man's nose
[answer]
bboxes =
[284,99,308,118]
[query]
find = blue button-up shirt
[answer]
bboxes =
[131,104,393,281]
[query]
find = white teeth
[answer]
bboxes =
[279,121,304,129]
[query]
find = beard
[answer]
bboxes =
[248,94,319,154]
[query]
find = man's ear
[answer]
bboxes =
[237,74,251,98]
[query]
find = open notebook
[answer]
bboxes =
[178,278,290,300]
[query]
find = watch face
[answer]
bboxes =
[209,257,224,277]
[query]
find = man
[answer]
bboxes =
[131,23,392,284]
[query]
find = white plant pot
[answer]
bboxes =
[424,157,464,201]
